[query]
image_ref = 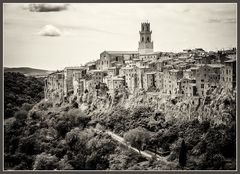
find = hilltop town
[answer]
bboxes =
[44,22,236,105]
[4,22,237,171]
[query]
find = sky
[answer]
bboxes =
[3,3,237,70]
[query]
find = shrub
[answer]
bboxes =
[124,127,150,151]
[21,103,34,112]
[33,153,58,170]
[212,154,225,169]
[14,110,28,121]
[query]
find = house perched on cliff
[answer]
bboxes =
[44,22,236,101]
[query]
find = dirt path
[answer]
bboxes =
[102,129,173,165]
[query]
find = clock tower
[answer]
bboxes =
[138,22,154,54]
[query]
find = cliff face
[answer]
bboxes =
[72,87,235,126]
[26,86,236,170]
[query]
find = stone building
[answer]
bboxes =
[136,66,151,90]
[108,67,120,76]
[178,77,197,97]
[119,66,137,93]
[143,72,156,91]
[220,59,236,90]
[139,52,161,60]
[73,72,86,96]
[96,51,138,70]
[107,76,125,94]
[155,72,164,91]
[88,69,106,89]
[85,61,97,72]
[44,70,64,99]
[163,69,183,95]
[195,64,222,96]
[64,67,87,96]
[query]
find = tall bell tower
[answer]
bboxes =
[138,22,154,54]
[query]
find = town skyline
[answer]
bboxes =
[4,3,237,70]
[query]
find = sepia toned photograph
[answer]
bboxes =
[3,3,237,171]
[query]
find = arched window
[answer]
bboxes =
[147,37,150,42]
[142,37,144,42]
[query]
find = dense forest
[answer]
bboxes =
[4,72,44,119]
[4,72,236,170]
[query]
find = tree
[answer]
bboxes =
[21,103,34,112]
[55,120,71,137]
[212,153,225,169]
[4,72,44,119]
[124,127,150,153]
[33,153,58,170]
[14,110,28,121]
[179,139,187,169]
[85,134,116,170]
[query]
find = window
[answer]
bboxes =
[201,79,204,82]
[147,37,150,42]
[201,84,204,88]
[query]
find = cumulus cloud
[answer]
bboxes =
[38,25,62,37]
[28,3,69,12]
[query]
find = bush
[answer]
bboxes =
[124,127,150,151]
[200,120,210,132]
[29,110,42,120]
[21,103,34,112]
[33,153,58,170]
[14,110,28,121]
[212,154,225,169]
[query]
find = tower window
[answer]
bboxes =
[147,37,150,42]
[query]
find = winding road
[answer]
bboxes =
[96,129,174,165]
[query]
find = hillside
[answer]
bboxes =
[3,69,236,170]
[4,67,52,77]
[4,84,236,170]
[4,72,45,119]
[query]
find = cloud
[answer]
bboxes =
[207,18,236,24]
[224,18,236,23]
[38,25,62,37]
[27,3,69,12]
